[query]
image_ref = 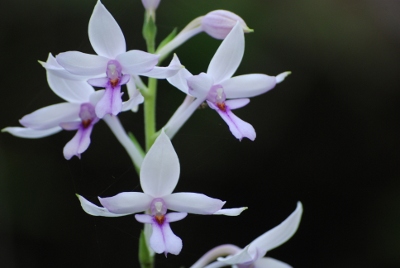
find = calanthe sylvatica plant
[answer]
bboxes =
[3,0,303,267]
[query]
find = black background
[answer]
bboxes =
[1,0,400,267]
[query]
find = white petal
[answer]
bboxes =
[89,0,126,58]
[76,194,129,217]
[249,202,303,254]
[165,212,187,222]
[117,50,159,75]
[140,130,180,197]
[2,126,61,138]
[222,74,277,99]
[187,72,214,99]
[56,52,109,76]
[213,207,247,216]
[47,68,94,103]
[122,79,144,112]
[167,67,193,95]
[88,77,109,87]
[225,99,250,110]
[98,192,153,214]
[164,193,224,214]
[207,22,244,84]
[41,53,93,81]
[142,54,183,79]
[254,257,292,268]
[89,90,105,105]
[20,103,80,130]
[135,214,153,224]
[60,121,81,131]
[217,245,253,265]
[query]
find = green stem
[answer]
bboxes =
[139,230,154,268]
[144,77,158,151]
[143,11,156,54]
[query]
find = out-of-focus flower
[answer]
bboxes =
[77,130,246,255]
[190,202,302,268]
[166,22,290,140]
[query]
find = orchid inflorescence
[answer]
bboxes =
[3,1,302,267]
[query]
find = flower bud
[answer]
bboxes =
[141,0,160,11]
[201,10,253,40]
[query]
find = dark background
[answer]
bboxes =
[1,0,400,267]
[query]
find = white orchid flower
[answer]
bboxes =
[166,22,290,140]
[77,130,246,255]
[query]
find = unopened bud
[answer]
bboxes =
[201,10,253,40]
[141,0,160,11]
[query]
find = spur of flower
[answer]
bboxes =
[3,54,143,160]
[77,130,246,255]
[166,22,290,140]
[56,0,181,118]
[192,202,302,268]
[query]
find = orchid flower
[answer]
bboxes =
[77,130,246,255]
[56,0,181,118]
[3,54,144,164]
[190,202,303,268]
[166,22,290,140]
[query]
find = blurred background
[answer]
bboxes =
[1,0,400,267]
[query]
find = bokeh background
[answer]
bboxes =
[1,0,400,267]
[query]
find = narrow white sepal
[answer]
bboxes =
[76,194,129,217]
[213,207,248,216]
[140,130,180,197]
[2,126,62,139]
